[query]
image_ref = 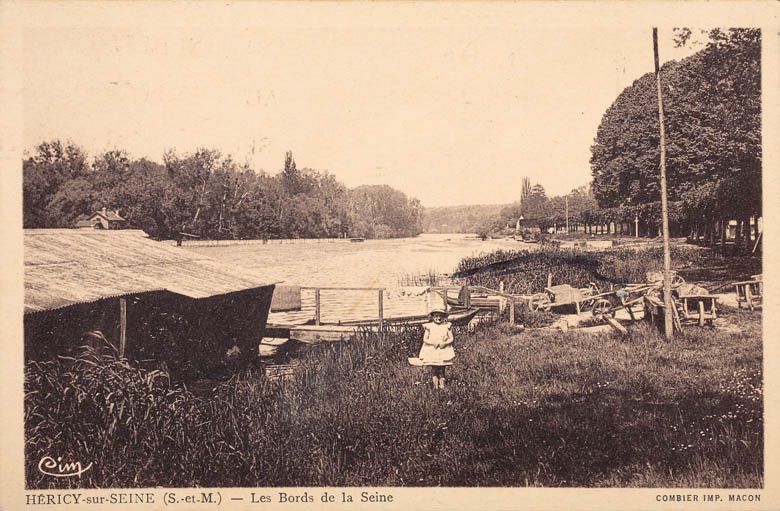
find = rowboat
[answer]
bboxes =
[258,336,291,357]
[266,307,482,345]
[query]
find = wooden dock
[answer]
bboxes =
[264,285,491,347]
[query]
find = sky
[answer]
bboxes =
[21,4,704,208]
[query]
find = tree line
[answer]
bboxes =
[474,29,760,249]
[590,28,761,246]
[23,143,423,240]
[477,180,600,236]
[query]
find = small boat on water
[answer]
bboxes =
[349,237,365,243]
[266,307,482,345]
[334,306,480,327]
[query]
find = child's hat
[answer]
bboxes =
[429,308,448,316]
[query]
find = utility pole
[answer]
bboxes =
[565,196,569,233]
[653,28,674,340]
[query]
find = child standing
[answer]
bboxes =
[419,309,455,390]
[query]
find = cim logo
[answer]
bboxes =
[38,455,93,478]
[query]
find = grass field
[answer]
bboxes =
[26,303,762,488]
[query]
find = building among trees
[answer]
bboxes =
[74,207,126,229]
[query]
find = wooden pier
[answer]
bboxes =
[264,285,494,346]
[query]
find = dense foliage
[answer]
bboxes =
[23,144,423,240]
[481,185,599,236]
[590,28,761,238]
[455,245,722,294]
[467,30,760,246]
[422,203,507,233]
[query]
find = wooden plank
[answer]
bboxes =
[698,300,706,327]
[605,317,627,335]
[300,286,386,291]
[289,325,377,344]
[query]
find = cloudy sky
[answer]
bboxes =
[21,3,708,207]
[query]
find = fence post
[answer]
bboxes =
[509,299,515,325]
[378,289,384,330]
[119,298,127,357]
[314,289,321,325]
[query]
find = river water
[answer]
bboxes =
[186,234,525,324]
[184,234,526,375]
[186,233,523,290]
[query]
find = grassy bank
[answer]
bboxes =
[26,305,762,488]
[455,245,736,294]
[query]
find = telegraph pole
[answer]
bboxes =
[653,28,674,339]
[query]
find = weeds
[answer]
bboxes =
[455,246,724,294]
[25,307,762,488]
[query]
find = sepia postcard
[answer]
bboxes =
[1,1,778,510]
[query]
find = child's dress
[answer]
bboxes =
[419,321,455,365]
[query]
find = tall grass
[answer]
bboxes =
[455,246,723,294]
[25,306,762,488]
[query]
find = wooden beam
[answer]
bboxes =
[605,317,627,335]
[301,286,386,291]
[378,289,384,330]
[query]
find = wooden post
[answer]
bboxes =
[698,300,706,327]
[314,288,321,325]
[745,284,753,311]
[498,281,506,314]
[378,289,384,330]
[547,273,553,288]
[509,299,515,324]
[653,27,674,340]
[119,298,127,357]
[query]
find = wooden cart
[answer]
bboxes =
[589,284,655,322]
[527,284,593,314]
[677,294,718,326]
[734,279,762,310]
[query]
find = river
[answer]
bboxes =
[185,233,524,291]
[186,234,526,325]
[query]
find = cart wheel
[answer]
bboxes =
[579,287,596,308]
[672,273,685,285]
[592,298,615,322]
[528,294,550,312]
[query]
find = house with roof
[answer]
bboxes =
[24,229,277,378]
[74,207,126,229]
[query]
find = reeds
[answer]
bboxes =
[25,308,762,488]
[456,246,722,294]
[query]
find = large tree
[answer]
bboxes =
[23,140,91,227]
[590,29,761,238]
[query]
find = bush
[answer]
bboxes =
[455,246,724,294]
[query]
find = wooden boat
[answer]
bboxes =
[267,307,482,344]
[258,336,291,357]
[445,292,502,309]
[349,237,365,242]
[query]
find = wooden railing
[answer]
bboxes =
[301,287,386,327]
